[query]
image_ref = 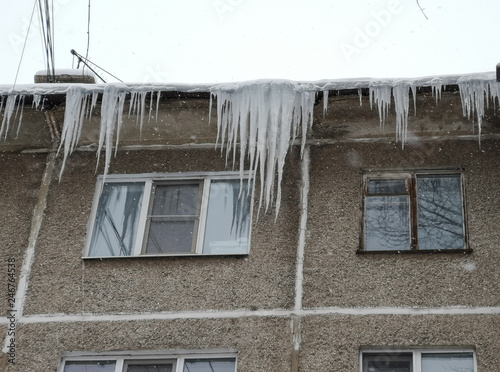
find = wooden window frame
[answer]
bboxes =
[358,168,470,253]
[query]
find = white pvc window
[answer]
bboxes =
[85,173,252,258]
[360,349,476,372]
[60,352,237,372]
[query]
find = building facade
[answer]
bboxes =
[1,73,499,371]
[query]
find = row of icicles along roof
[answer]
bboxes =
[0,73,499,216]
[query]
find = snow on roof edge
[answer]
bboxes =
[0,71,495,96]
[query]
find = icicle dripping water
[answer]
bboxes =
[212,82,315,217]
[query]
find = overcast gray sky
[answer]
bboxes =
[1,0,499,85]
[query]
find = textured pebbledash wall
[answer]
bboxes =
[304,139,500,308]
[300,314,500,371]
[9,317,293,371]
[0,153,47,287]
[23,148,301,315]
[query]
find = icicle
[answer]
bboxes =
[358,88,363,107]
[431,84,443,105]
[211,82,314,217]
[488,81,500,111]
[128,91,137,118]
[57,86,90,179]
[322,90,329,118]
[138,91,147,135]
[148,91,154,123]
[155,91,161,122]
[33,94,42,110]
[88,92,98,121]
[393,84,410,147]
[410,85,417,116]
[15,95,26,138]
[0,95,18,140]
[95,84,127,177]
[369,85,391,129]
[458,79,488,146]
[0,96,4,117]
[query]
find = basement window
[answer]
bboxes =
[359,169,468,252]
[60,351,237,372]
[84,172,252,258]
[360,349,476,372]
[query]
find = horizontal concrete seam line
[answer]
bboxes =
[19,133,500,154]
[21,143,223,154]
[8,306,500,325]
[299,133,500,145]
[301,306,500,316]
[16,310,293,324]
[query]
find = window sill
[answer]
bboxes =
[82,252,249,260]
[356,248,473,254]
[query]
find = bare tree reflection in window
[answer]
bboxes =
[417,175,464,250]
[365,179,410,251]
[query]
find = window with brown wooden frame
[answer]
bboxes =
[359,169,469,252]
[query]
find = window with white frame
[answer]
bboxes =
[85,173,252,257]
[60,351,237,372]
[360,349,476,372]
[360,169,468,252]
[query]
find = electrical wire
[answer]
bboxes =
[13,0,38,88]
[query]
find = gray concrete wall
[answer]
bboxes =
[23,149,301,315]
[304,139,500,308]
[8,317,292,372]
[2,89,500,371]
[0,153,47,287]
[300,314,500,371]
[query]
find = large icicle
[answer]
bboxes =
[458,78,489,144]
[57,86,93,179]
[392,84,410,146]
[369,85,391,129]
[211,81,315,217]
[0,95,18,140]
[96,84,127,177]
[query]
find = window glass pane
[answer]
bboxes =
[203,180,251,254]
[421,352,474,372]
[365,195,411,251]
[183,358,236,372]
[146,219,195,253]
[152,184,199,215]
[363,353,412,372]
[417,175,464,250]
[145,183,200,254]
[369,179,407,194]
[89,182,144,257]
[127,363,173,372]
[64,361,116,372]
